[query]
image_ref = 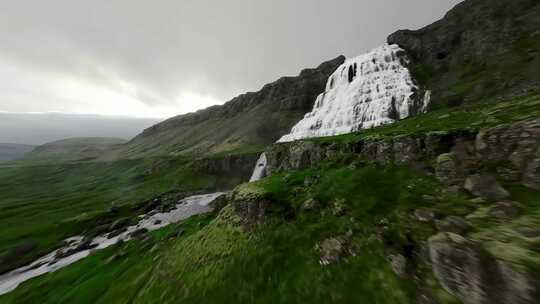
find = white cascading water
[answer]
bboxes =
[249,153,267,182]
[249,44,430,181]
[278,44,429,142]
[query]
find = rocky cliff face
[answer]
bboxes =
[267,118,540,190]
[114,56,344,158]
[388,0,540,107]
[194,153,261,189]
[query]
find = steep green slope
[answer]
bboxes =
[110,56,344,159]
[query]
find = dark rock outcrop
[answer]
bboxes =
[194,152,260,188]
[225,185,272,228]
[475,118,540,189]
[316,234,357,265]
[388,0,540,106]
[436,216,472,235]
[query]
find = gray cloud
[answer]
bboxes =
[0,0,462,116]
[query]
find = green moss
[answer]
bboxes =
[409,64,434,85]
[483,240,540,274]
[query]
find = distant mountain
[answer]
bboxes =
[26,137,127,162]
[0,113,161,146]
[0,143,35,161]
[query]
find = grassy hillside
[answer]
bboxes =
[0,92,539,303]
[108,56,344,159]
[4,154,538,303]
[1,1,539,302]
[0,144,35,161]
[26,137,127,162]
[0,157,215,274]
[0,164,443,303]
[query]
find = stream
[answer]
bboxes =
[0,192,226,296]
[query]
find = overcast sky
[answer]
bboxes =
[0,0,462,119]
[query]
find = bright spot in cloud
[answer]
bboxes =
[0,58,223,118]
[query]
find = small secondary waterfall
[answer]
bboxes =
[249,153,267,182]
[249,44,430,181]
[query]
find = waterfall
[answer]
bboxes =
[278,44,430,143]
[249,44,430,181]
[249,153,267,182]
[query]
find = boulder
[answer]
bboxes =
[523,149,540,190]
[107,227,128,239]
[301,198,320,211]
[435,216,471,235]
[464,174,510,201]
[488,201,521,220]
[428,232,540,304]
[130,228,148,238]
[414,209,436,222]
[388,254,407,277]
[329,198,348,217]
[109,218,132,231]
[435,153,458,185]
[316,237,346,265]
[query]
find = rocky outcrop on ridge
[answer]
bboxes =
[388,0,540,107]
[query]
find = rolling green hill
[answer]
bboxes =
[26,137,127,162]
[0,144,35,161]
